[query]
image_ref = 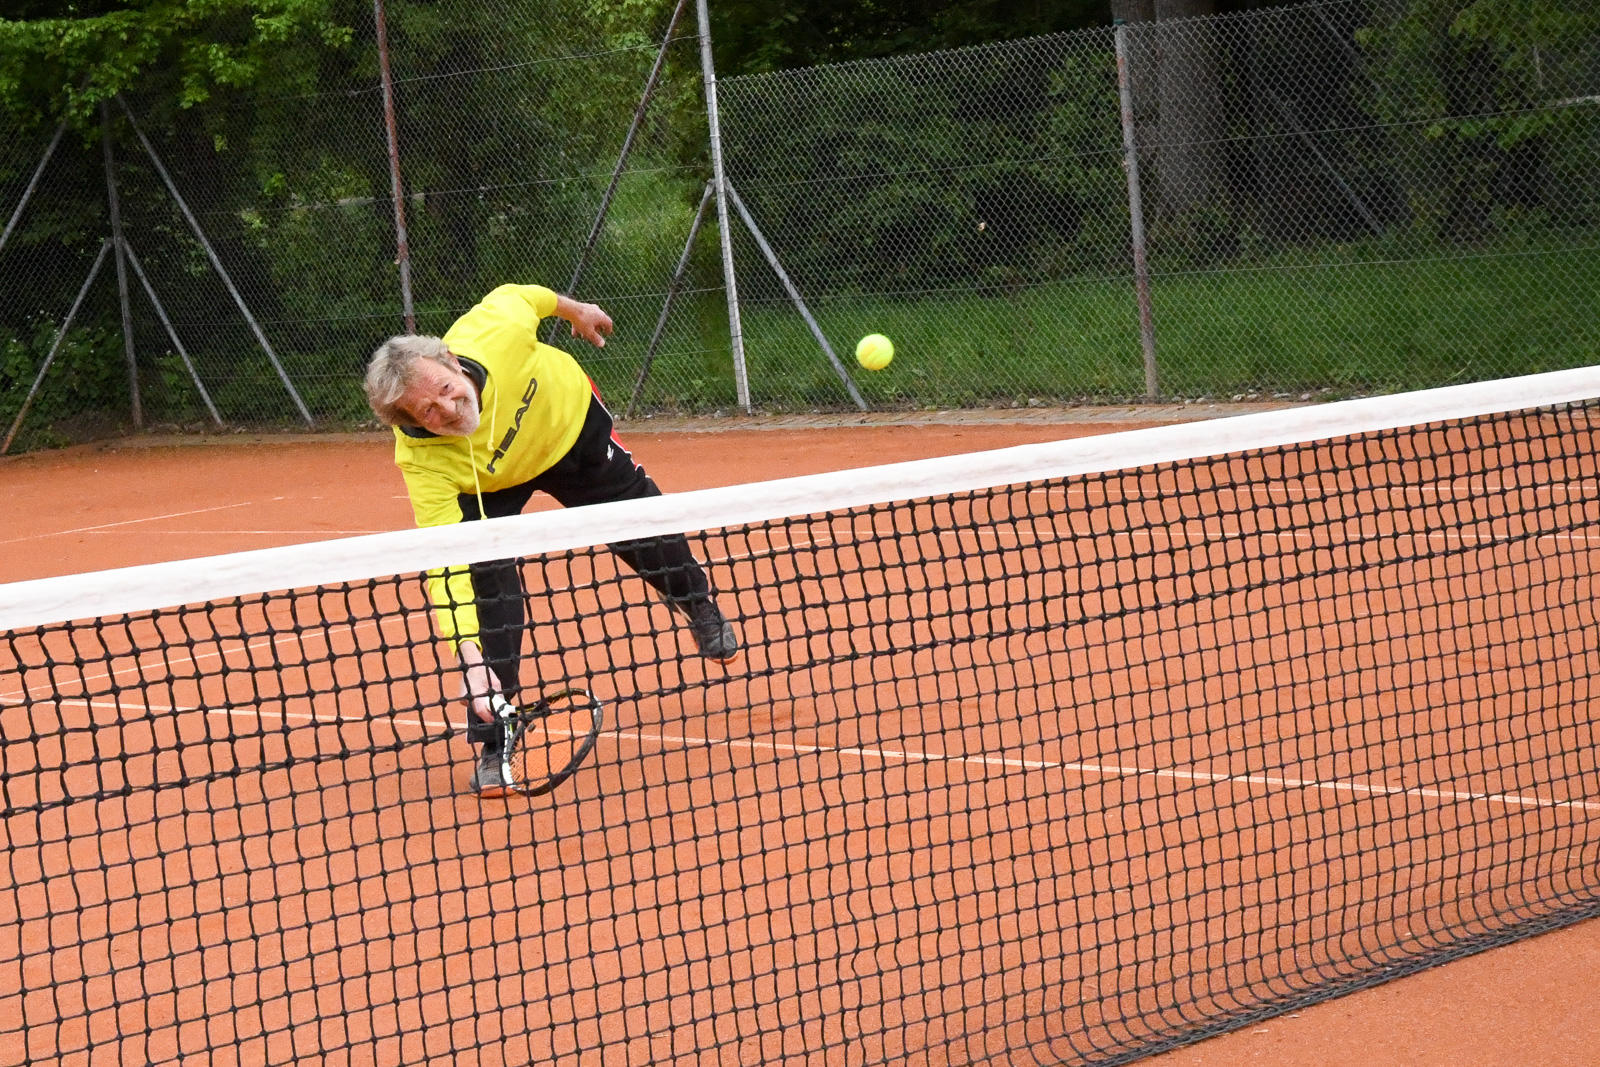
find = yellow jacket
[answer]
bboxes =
[391,283,591,646]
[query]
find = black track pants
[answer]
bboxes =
[461,393,709,742]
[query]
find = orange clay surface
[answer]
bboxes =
[0,412,1595,1066]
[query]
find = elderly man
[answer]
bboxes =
[365,282,738,798]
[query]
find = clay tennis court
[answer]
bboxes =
[2,410,1597,1066]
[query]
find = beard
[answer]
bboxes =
[438,390,481,435]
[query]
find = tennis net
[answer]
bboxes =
[4,368,1600,1066]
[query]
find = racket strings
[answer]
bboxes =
[505,689,605,797]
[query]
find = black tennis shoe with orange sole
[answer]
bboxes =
[686,600,740,663]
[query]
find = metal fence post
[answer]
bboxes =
[0,118,66,259]
[2,239,113,454]
[102,103,142,428]
[627,181,715,419]
[696,0,751,414]
[567,0,690,298]
[726,181,867,412]
[373,0,416,333]
[118,95,315,426]
[122,240,225,428]
[1266,90,1383,237]
[1115,21,1160,400]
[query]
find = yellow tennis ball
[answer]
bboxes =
[855,333,894,371]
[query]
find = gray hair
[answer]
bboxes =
[365,334,455,425]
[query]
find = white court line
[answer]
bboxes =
[0,500,266,547]
[612,728,1600,816]
[57,696,438,733]
[43,696,1598,817]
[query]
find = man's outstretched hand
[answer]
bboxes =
[555,294,614,348]
[455,640,502,723]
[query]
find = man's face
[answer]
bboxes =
[399,356,480,436]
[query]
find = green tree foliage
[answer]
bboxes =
[708,0,1110,75]
[0,0,353,124]
[3,0,1596,440]
[720,37,1127,296]
[1356,0,1599,240]
[0,1,365,436]
[0,0,719,438]
[377,0,707,310]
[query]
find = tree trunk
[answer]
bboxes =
[1153,0,1222,217]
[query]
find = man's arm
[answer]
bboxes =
[416,566,503,723]
[455,639,502,723]
[554,293,613,347]
[395,463,503,722]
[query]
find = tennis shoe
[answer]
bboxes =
[686,599,740,663]
[470,742,516,798]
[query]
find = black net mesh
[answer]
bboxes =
[3,388,1599,1064]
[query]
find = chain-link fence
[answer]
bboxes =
[718,0,1600,411]
[0,3,394,447]
[2,0,1597,449]
[0,0,717,450]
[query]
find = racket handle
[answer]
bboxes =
[488,693,518,722]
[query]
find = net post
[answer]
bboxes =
[627,180,715,419]
[0,117,67,259]
[695,0,751,414]
[725,180,868,412]
[1115,21,1160,401]
[101,102,142,430]
[372,0,416,334]
[2,239,113,455]
[116,95,316,427]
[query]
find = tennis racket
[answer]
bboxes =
[492,688,606,797]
